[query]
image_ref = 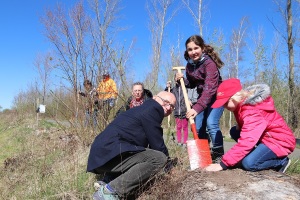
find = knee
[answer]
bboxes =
[153,151,168,168]
[241,157,256,171]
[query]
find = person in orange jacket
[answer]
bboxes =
[97,71,118,123]
[205,78,296,173]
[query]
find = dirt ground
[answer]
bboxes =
[138,168,300,200]
[136,140,300,200]
[176,169,300,200]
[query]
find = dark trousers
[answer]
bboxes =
[94,149,167,196]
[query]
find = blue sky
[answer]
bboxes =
[0,0,282,109]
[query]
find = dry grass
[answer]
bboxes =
[0,113,95,199]
[0,112,299,200]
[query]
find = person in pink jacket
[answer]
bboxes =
[205,78,296,173]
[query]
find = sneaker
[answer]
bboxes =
[94,181,106,190]
[278,157,291,173]
[93,184,119,200]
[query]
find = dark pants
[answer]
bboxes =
[94,149,167,196]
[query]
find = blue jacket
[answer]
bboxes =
[87,98,169,173]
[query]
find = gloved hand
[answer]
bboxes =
[164,157,178,173]
[79,91,86,96]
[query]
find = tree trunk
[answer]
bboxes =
[287,0,297,129]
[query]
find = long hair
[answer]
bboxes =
[184,35,224,69]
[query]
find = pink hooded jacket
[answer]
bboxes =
[221,84,296,168]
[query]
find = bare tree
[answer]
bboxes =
[207,28,226,54]
[268,34,281,88]
[229,16,248,79]
[286,0,297,129]
[40,2,90,119]
[33,52,54,104]
[145,0,179,90]
[269,0,297,129]
[40,0,130,127]
[88,0,134,119]
[168,32,184,82]
[170,33,183,67]
[88,0,125,79]
[182,0,207,36]
[248,27,268,83]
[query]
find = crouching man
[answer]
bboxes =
[87,91,176,200]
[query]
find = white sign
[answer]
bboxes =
[39,105,46,113]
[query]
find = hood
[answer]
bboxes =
[187,53,208,67]
[242,84,274,111]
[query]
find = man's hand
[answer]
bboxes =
[164,157,178,173]
[205,164,223,172]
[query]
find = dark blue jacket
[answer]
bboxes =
[87,98,169,173]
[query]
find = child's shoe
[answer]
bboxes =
[278,157,291,173]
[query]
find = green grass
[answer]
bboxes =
[287,159,300,174]
[38,119,58,130]
[0,125,32,163]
